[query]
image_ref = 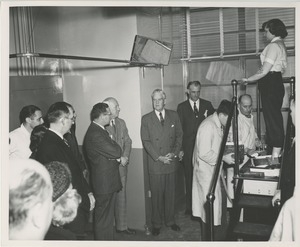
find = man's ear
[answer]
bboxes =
[25,117,32,124]
[31,202,44,229]
[31,202,51,229]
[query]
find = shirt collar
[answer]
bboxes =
[189,99,199,108]
[155,109,165,118]
[271,36,281,43]
[49,128,64,139]
[93,120,106,130]
[20,124,31,136]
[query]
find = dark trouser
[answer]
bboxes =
[149,172,176,228]
[94,192,117,240]
[183,145,194,213]
[64,206,89,235]
[258,72,285,149]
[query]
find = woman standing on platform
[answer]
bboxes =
[242,19,288,160]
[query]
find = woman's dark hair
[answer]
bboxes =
[29,124,48,159]
[262,19,288,39]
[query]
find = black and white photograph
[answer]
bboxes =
[1,0,298,246]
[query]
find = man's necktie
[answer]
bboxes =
[159,112,164,126]
[110,120,116,140]
[194,102,199,118]
[63,138,70,147]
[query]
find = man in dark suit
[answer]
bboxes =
[83,102,122,240]
[177,81,215,215]
[141,89,183,236]
[34,101,95,238]
[103,97,136,235]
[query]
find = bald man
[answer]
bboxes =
[227,94,262,207]
[103,97,136,235]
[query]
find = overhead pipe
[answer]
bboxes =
[9,52,162,68]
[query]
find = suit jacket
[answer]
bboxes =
[106,117,132,177]
[177,98,214,153]
[83,122,122,194]
[35,130,91,212]
[141,109,183,175]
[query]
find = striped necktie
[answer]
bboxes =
[194,102,199,118]
[159,112,164,126]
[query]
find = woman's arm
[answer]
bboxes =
[243,61,273,83]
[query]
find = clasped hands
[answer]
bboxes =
[116,156,129,166]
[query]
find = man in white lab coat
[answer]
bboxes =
[192,99,235,241]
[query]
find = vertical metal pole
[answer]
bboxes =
[207,194,215,241]
[161,66,164,90]
[232,80,239,177]
[219,8,224,58]
[186,8,191,60]
[257,84,261,139]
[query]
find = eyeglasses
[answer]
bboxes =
[65,115,76,121]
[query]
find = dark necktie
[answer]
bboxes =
[194,102,199,118]
[110,120,116,139]
[63,138,70,147]
[159,112,164,126]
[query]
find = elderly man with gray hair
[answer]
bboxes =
[103,97,136,235]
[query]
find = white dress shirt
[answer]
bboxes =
[9,124,31,159]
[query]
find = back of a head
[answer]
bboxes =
[44,161,81,227]
[44,161,72,202]
[9,159,53,240]
[19,105,41,125]
[217,99,232,115]
[47,102,72,124]
[90,102,109,121]
[30,125,48,157]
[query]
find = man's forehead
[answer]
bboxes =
[33,110,42,117]
[189,85,200,91]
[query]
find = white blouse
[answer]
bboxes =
[260,37,287,73]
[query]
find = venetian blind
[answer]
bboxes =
[186,7,295,60]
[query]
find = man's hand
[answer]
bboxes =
[255,138,262,149]
[178,151,184,161]
[158,155,172,165]
[88,192,95,211]
[223,153,235,165]
[83,169,89,181]
[120,156,129,166]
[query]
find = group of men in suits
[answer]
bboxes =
[11,98,135,240]
[9,79,216,239]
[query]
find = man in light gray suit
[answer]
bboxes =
[141,89,183,236]
[103,97,136,235]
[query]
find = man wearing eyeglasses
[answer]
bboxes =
[34,101,95,240]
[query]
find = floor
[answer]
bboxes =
[83,200,204,241]
[114,210,203,241]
